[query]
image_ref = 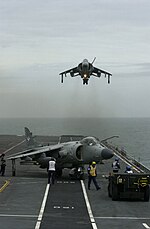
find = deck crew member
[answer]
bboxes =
[112,157,120,173]
[87,161,101,190]
[48,157,56,184]
[0,154,6,176]
[0,159,6,176]
[125,165,133,173]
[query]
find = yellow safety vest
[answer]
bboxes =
[89,165,96,176]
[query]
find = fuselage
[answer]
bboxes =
[36,137,113,169]
[78,59,92,79]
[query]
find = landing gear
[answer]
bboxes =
[69,167,85,180]
[83,79,88,85]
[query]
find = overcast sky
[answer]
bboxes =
[0,0,150,118]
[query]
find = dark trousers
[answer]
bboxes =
[88,176,100,190]
[48,170,55,184]
[0,165,6,176]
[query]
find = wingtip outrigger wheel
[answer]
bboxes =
[61,74,63,83]
[108,75,110,84]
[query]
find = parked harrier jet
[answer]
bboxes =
[59,57,112,85]
[7,127,114,179]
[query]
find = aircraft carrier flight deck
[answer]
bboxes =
[0,135,150,229]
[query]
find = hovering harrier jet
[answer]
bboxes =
[59,57,112,85]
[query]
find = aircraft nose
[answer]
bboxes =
[82,62,89,69]
[101,148,114,160]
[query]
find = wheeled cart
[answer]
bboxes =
[108,173,150,201]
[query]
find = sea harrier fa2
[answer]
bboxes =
[7,127,114,179]
[59,57,112,85]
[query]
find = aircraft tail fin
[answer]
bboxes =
[24,127,37,148]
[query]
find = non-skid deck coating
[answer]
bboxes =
[0,135,150,229]
[40,180,92,229]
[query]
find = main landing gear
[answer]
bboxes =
[69,167,85,180]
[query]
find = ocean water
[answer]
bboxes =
[0,117,150,167]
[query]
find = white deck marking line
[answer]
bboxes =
[34,183,50,229]
[94,216,150,220]
[57,181,75,184]
[63,207,70,209]
[3,140,25,154]
[53,206,75,209]
[0,214,37,218]
[92,222,98,229]
[143,223,150,229]
[81,180,98,229]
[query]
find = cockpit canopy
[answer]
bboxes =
[83,59,88,62]
[80,137,99,146]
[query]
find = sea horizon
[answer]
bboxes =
[0,117,150,167]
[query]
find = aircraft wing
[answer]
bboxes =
[59,66,79,83]
[92,67,112,83]
[7,144,63,160]
[93,67,112,76]
[59,66,78,76]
